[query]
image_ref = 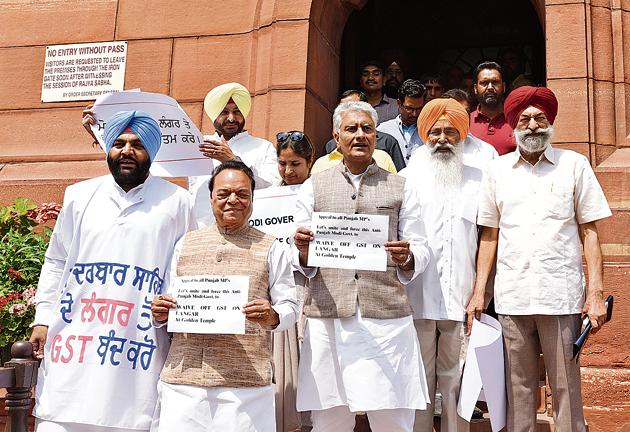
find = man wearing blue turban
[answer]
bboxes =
[30,110,196,432]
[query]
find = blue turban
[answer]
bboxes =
[103,110,162,161]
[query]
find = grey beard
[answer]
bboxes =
[424,142,464,191]
[515,125,554,154]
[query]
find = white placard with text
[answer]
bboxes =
[42,41,127,102]
[308,212,389,271]
[248,185,300,245]
[167,275,249,334]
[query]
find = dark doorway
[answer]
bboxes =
[340,0,545,95]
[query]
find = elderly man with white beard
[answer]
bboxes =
[400,98,481,432]
[466,86,612,432]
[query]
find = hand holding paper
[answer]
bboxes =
[458,313,506,432]
[151,294,177,323]
[242,298,279,328]
[307,212,389,271]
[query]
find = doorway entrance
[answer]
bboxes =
[339,0,545,95]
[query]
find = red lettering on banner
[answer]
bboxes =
[50,334,94,364]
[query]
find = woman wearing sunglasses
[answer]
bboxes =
[272,130,314,432]
[276,131,315,186]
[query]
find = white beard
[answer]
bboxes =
[515,125,554,155]
[420,142,464,192]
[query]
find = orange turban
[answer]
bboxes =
[504,86,558,129]
[417,98,469,143]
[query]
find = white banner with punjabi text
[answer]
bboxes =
[91,91,213,177]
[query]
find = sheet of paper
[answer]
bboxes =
[91,90,213,177]
[307,211,389,271]
[167,275,249,334]
[248,185,300,245]
[457,313,506,431]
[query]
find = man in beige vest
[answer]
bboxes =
[150,160,298,432]
[293,101,432,432]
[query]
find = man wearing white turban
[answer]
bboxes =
[188,82,281,227]
[30,111,195,432]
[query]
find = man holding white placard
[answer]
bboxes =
[150,161,298,432]
[293,101,431,431]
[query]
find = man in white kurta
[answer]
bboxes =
[188,83,281,226]
[293,101,431,432]
[400,98,482,432]
[30,111,195,432]
[150,161,298,432]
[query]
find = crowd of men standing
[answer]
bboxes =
[27,55,611,432]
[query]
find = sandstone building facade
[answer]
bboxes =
[0,1,628,430]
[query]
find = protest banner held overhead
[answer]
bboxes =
[90,91,213,177]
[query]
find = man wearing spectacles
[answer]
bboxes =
[467,86,611,432]
[469,62,516,155]
[377,79,426,166]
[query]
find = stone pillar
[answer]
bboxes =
[3,341,38,432]
[545,1,630,430]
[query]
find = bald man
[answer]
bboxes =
[189,82,281,226]
[31,111,195,432]
[468,86,611,432]
[400,99,479,432]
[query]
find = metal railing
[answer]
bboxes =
[0,342,38,432]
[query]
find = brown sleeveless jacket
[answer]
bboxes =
[305,162,413,319]
[160,224,276,388]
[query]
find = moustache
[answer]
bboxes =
[431,143,455,153]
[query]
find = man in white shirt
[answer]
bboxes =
[377,79,426,166]
[401,98,479,432]
[30,111,195,432]
[189,82,281,226]
[467,86,612,432]
[293,101,431,431]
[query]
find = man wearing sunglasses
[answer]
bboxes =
[189,82,281,227]
[377,79,426,166]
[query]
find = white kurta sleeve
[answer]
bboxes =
[397,180,430,284]
[268,241,299,332]
[252,140,282,189]
[292,178,318,278]
[33,193,74,326]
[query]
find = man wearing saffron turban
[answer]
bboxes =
[189,82,281,227]
[30,111,195,432]
[468,86,612,432]
[400,98,482,432]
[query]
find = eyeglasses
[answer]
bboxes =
[517,114,549,128]
[277,131,305,143]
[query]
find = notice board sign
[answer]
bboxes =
[41,41,128,102]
